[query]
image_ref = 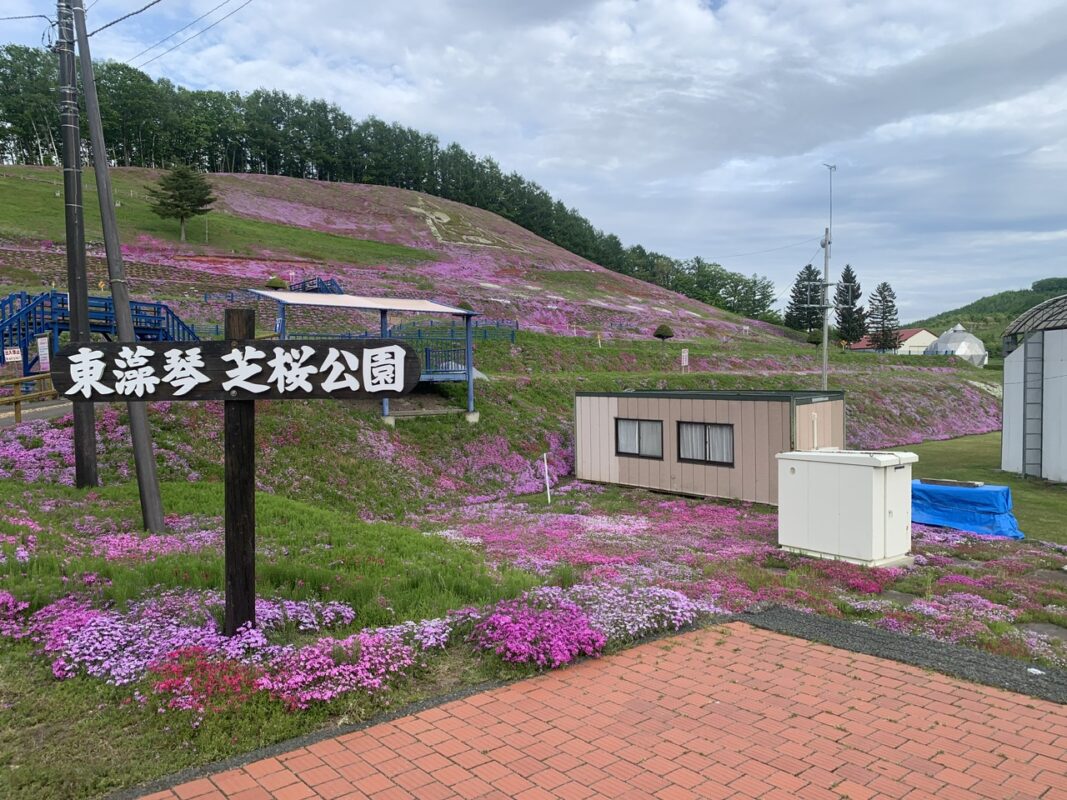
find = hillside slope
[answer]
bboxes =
[0,166,1002,506]
[909,278,1067,356]
[0,167,784,343]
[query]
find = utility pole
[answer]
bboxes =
[820,164,836,391]
[56,0,98,487]
[73,0,165,532]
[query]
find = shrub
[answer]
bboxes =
[457,300,474,312]
[652,323,674,342]
[265,276,287,289]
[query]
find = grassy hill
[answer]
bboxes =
[909,278,1067,356]
[0,164,1001,466]
[0,166,785,342]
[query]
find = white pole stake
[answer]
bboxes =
[543,452,552,504]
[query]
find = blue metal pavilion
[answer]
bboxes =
[249,290,478,417]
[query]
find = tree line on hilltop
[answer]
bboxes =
[783,262,903,351]
[0,44,779,322]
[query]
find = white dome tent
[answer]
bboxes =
[924,323,989,367]
[1001,294,1067,481]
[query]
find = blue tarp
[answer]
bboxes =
[911,480,1024,539]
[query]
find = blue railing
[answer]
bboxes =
[203,290,257,303]
[0,290,199,375]
[423,347,465,374]
[288,277,343,294]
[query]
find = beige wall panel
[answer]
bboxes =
[607,397,619,483]
[637,396,650,488]
[594,396,609,482]
[712,399,731,498]
[754,401,771,504]
[795,405,815,451]
[728,400,745,499]
[831,399,846,448]
[768,403,787,504]
[706,399,721,498]
[696,399,711,498]
[679,398,698,494]
[576,398,584,480]
[667,398,681,492]
[739,400,757,501]
[616,396,635,486]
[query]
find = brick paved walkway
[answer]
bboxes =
[143,623,1067,800]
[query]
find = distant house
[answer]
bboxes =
[849,327,936,355]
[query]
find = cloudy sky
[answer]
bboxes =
[5,0,1067,320]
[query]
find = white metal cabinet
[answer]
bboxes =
[776,450,918,566]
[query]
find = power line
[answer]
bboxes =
[127,0,232,63]
[716,236,822,261]
[774,246,824,302]
[135,0,253,67]
[0,14,53,22]
[87,0,164,36]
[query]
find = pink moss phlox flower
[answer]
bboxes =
[559,584,720,642]
[908,592,1017,624]
[0,590,30,638]
[15,590,358,685]
[468,590,605,668]
[254,630,415,710]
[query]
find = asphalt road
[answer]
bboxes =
[0,397,71,427]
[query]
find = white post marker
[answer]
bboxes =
[681,348,689,373]
[543,452,552,504]
[37,337,50,372]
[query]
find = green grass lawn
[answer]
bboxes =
[909,432,1067,544]
[0,478,540,800]
[0,169,434,266]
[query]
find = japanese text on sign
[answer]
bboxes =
[52,340,418,402]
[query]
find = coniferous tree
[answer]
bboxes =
[868,282,902,351]
[146,165,216,242]
[783,264,823,332]
[834,264,867,344]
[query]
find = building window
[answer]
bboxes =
[678,422,735,466]
[616,418,663,459]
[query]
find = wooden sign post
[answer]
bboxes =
[52,308,421,634]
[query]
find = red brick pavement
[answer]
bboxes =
[143,623,1067,800]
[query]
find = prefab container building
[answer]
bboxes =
[574,390,846,505]
[1001,294,1067,482]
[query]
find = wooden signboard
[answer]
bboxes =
[52,339,419,401]
[52,309,421,634]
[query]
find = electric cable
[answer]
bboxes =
[127,0,232,64]
[88,0,165,36]
[134,0,253,67]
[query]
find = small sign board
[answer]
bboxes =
[681,348,689,367]
[52,339,420,402]
[3,347,21,369]
[36,337,50,372]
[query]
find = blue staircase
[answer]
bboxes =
[288,277,343,294]
[0,291,199,375]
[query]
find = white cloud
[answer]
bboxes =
[5,0,1067,319]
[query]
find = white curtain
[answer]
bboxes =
[707,424,734,464]
[617,419,639,454]
[679,422,705,460]
[639,421,662,458]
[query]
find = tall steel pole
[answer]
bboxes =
[56,0,98,487]
[820,164,836,392]
[73,0,165,532]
